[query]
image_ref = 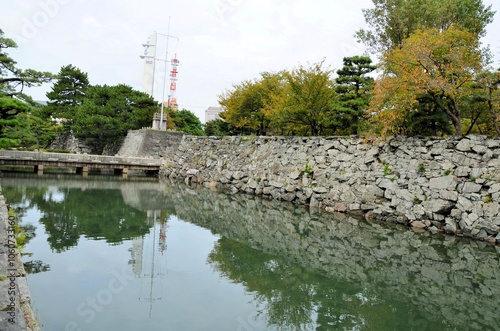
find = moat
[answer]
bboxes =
[1,173,499,331]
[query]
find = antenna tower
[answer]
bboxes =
[167,55,179,111]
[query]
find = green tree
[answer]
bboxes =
[0,29,55,148]
[332,56,376,135]
[470,69,500,135]
[218,79,261,133]
[269,61,337,136]
[2,111,58,149]
[45,64,89,120]
[0,97,31,148]
[371,27,486,136]
[204,118,238,136]
[0,95,58,149]
[355,0,495,52]
[218,72,282,135]
[399,94,454,136]
[168,109,204,135]
[72,84,157,153]
[0,28,53,99]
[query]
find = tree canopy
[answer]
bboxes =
[204,118,238,136]
[168,108,205,136]
[355,0,495,52]
[72,84,157,153]
[0,28,53,99]
[0,29,56,149]
[218,72,281,135]
[332,56,376,135]
[219,61,343,136]
[271,61,337,136]
[370,26,487,136]
[45,64,89,119]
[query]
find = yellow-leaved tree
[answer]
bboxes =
[218,72,284,135]
[371,26,487,136]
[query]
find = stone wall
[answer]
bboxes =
[117,129,184,158]
[47,130,93,154]
[0,196,40,331]
[161,135,500,244]
[48,131,122,155]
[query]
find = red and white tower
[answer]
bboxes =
[167,54,179,111]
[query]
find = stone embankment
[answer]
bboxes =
[161,135,500,244]
[48,128,186,157]
[0,196,39,331]
[117,129,184,158]
[48,130,93,154]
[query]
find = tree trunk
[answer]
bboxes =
[488,90,500,136]
[430,92,463,136]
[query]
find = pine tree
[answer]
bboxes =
[45,64,89,120]
[332,56,376,135]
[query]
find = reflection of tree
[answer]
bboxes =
[21,224,37,242]
[1,188,52,275]
[24,260,51,274]
[2,185,49,218]
[39,213,80,252]
[208,238,431,331]
[208,238,315,330]
[29,188,150,252]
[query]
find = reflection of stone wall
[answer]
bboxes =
[161,135,500,243]
[164,182,500,331]
[0,174,173,212]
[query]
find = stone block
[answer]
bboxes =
[411,220,427,228]
[488,183,500,194]
[439,190,458,202]
[312,186,329,194]
[247,179,259,189]
[472,144,489,155]
[422,198,455,215]
[429,176,456,190]
[456,139,471,152]
[445,218,458,234]
[459,182,482,193]
[453,166,471,177]
[268,180,283,188]
[288,170,301,180]
[377,178,398,190]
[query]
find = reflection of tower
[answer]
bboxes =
[159,219,167,254]
[136,210,169,317]
[129,237,144,277]
[166,55,179,111]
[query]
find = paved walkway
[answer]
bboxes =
[0,195,40,331]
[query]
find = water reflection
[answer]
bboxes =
[1,173,499,331]
[3,174,156,251]
[163,181,500,331]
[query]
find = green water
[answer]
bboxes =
[2,173,499,331]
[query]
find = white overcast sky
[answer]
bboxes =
[2,0,500,122]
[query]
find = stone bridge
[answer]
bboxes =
[0,150,163,175]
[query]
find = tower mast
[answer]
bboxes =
[168,55,179,112]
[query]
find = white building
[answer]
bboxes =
[205,106,223,123]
